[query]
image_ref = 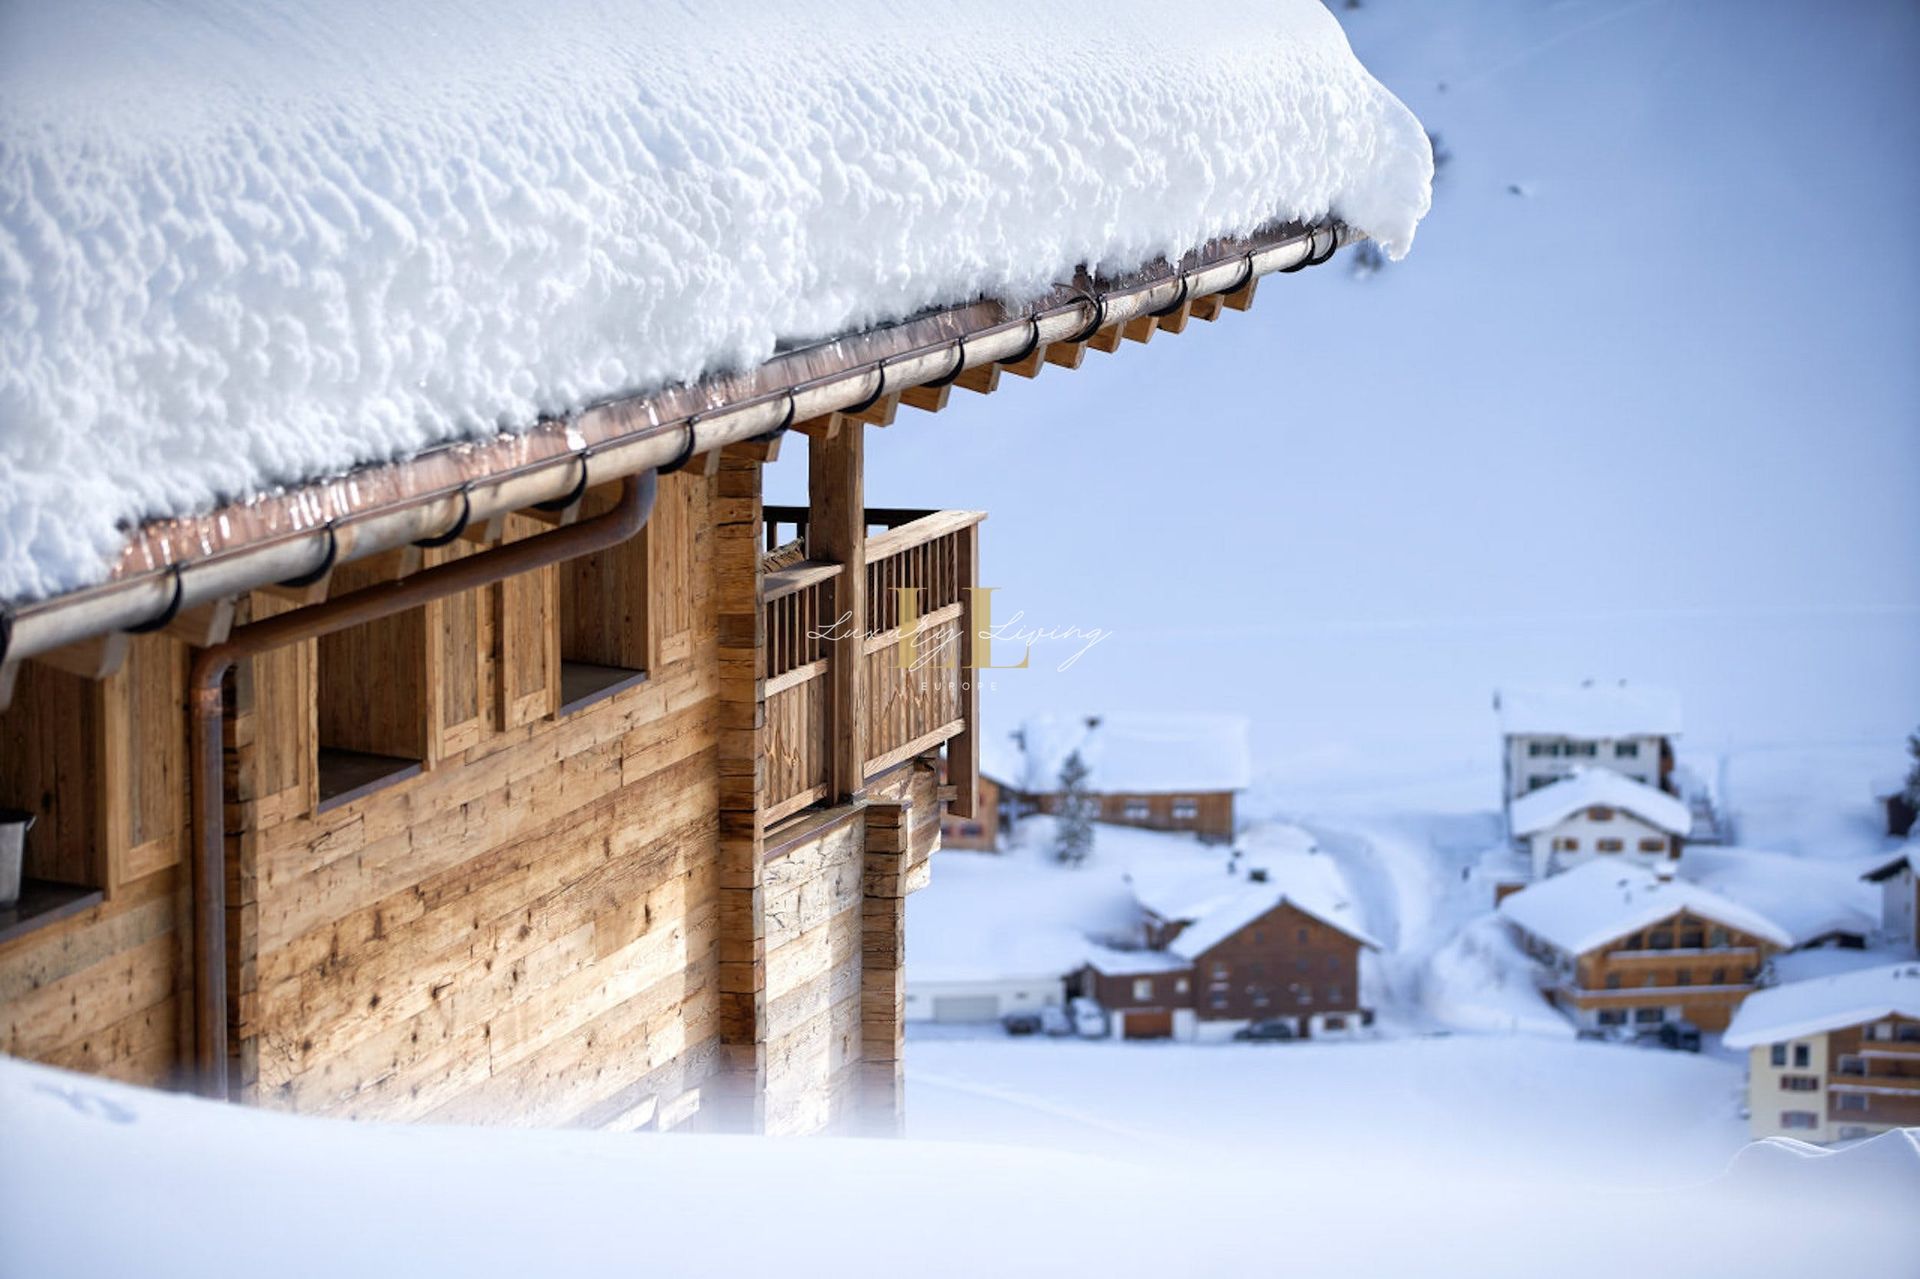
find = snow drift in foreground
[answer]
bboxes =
[0,0,1431,603]
[1,1055,1914,1279]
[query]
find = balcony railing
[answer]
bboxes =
[760,508,983,825]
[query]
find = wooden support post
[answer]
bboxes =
[714,443,771,1130]
[948,522,980,820]
[809,419,867,799]
[0,661,16,712]
[900,383,952,415]
[29,631,130,681]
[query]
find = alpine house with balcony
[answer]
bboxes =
[0,0,1430,1134]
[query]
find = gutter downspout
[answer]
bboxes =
[188,470,659,1100]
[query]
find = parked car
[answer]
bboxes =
[1658,1021,1703,1053]
[1038,1005,1073,1037]
[1002,1011,1043,1036]
[1068,996,1108,1038]
[1233,1019,1296,1043]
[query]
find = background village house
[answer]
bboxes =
[1724,963,1920,1144]
[1497,861,1792,1033]
[1508,767,1694,882]
[1861,848,1919,954]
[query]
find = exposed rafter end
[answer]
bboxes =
[793,414,843,441]
[1120,315,1157,346]
[1088,324,1125,354]
[900,383,952,415]
[1000,345,1048,379]
[733,434,784,464]
[165,597,237,649]
[1043,341,1088,371]
[1189,294,1226,323]
[1155,302,1194,335]
[955,364,1001,396]
[31,631,129,681]
[1222,276,1259,312]
[847,394,900,427]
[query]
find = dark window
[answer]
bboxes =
[1679,929,1704,948]
[1596,838,1625,853]
[1837,1094,1869,1113]
[1779,1075,1819,1092]
[1588,806,1615,821]
[1779,1111,1819,1130]
[1792,1043,1810,1069]
[1634,1008,1665,1025]
[1837,1055,1864,1077]
[1598,1010,1627,1026]
[1615,742,1640,759]
[558,488,653,713]
[1639,838,1667,853]
[1899,1025,1920,1043]
[1709,927,1729,948]
[317,562,428,810]
[1648,930,1674,950]
[1770,1044,1787,1068]
[1296,927,1309,944]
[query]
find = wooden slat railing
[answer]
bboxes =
[861,511,984,783]
[762,560,838,823]
[758,508,983,826]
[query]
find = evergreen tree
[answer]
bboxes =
[1905,727,1920,807]
[1054,750,1096,867]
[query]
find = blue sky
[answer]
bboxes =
[770,0,1920,787]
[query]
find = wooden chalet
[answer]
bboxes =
[1498,861,1793,1033]
[1078,839,1378,1040]
[0,222,1358,1134]
[998,712,1251,844]
[1725,962,1920,1143]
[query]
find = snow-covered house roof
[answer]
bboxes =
[1497,860,1793,957]
[1123,835,1379,959]
[1863,849,1918,883]
[1724,963,1920,1049]
[1005,713,1253,795]
[1494,682,1683,739]
[1509,768,1693,838]
[1682,847,1878,949]
[0,0,1431,610]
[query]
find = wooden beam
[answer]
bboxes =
[29,631,130,681]
[809,420,866,801]
[1190,294,1226,323]
[731,433,783,465]
[520,501,583,528]
[1121,314,1158,345]
[899,383,952,415]
[0,661,16,713]
[164,597,237,648]
[948,522,980,820]
[259,571,333,606]
[1155,302,1193,335]
[460,513,508,546]
[847,395,899,428]
[1042,341,1088,371]
[1222,276,1259,312]
[1000,345,1048,379]
[792,414,842,441]
[954,363,1001,396]
[1088,323,1125,354]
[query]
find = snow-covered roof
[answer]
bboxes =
[1724,963,1920,1048]
[1682,847,1878,949]
[1123,830,1379,958]
[1509,768,1693,838]
[0,0,1431,605]
[1081,944,1193,977]
[1495,682,1684,739]
[1863,849,1917,883]
[1497,860,1794,956]
[1006,713,1253,795]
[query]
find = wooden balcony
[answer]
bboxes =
[761,507,983,825]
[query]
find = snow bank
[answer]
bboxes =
[1682,845,1879,947]
[1419,914,1575,1037]
[0,0,1431,603]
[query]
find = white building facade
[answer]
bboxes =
[1508,769,1693,880]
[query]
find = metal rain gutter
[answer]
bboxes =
[1,222,1355,665]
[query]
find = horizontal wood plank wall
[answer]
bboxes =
[760,815,865,1137]
[234,470,725,1127]
[0,632,193,1087]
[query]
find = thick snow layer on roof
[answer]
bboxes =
[0,0,1431,604]
[1508,768,1693,837]
[1497,860,1793,956]
[1862,847,1917,882]
[1682,846,1879,948]
[1495,682,1683,739]
[1005,712,1253,794]
[1123,827,1379,958]
[1724,962,1920,1048]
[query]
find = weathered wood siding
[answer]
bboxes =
[0,633,193,1087]
[230,472,722,1127]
